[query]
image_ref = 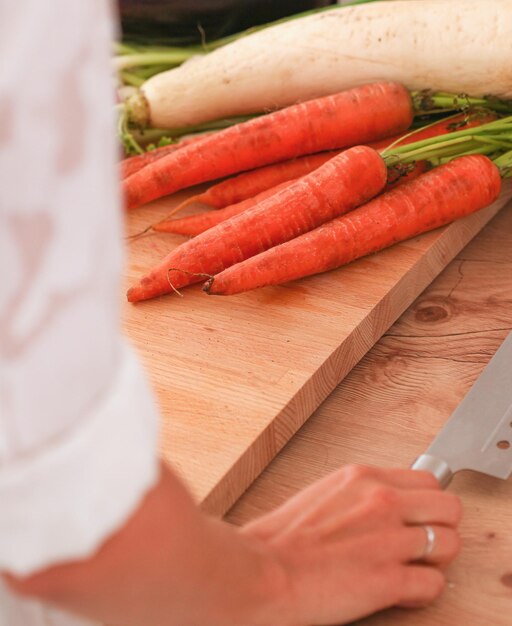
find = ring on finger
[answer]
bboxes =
[420,524,436,560]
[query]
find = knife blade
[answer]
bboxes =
[412,332,512,488]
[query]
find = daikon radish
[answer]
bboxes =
[128,0,512,129]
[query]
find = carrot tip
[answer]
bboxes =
[152,222,186,234]
[126,287,138,302]
[171,195,199,215]
[152,222,171,233]
[151,196,212,233]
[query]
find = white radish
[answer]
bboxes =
[131,0,512,129]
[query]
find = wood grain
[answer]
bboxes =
[227,199,512,626]
[122,182,512,516]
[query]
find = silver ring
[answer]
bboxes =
[421,525,436,559]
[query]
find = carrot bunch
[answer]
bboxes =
[127,146,387,301]
[144,110,496,237]
[205,155,502,295]
[123,81,413,209]
[124,81,511,303]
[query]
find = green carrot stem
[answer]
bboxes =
[382,110,486,154]
[412,91,512,115]
[473,136,512,150]
[383,114,512,167]
[493,150,512,167]
[386,137,504,166]
[384,136,478,164]
[382,116,512,159]
[493,150,512,178]
[436,146,500,165]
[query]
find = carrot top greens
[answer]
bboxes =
[493,150,512,178]
[382,115,512,172]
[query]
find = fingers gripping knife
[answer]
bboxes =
[412,332,512,488]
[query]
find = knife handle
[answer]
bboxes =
[411,454,453,489]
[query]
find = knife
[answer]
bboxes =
[412,332,512,488]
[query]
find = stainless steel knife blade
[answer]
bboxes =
[412,332,512,488]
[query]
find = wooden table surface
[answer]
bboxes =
[226,200,512,625]
[124,184,510,517]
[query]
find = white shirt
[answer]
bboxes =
[0,1,160,624]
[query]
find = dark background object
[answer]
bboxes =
[119,0,336,45]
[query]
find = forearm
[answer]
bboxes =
[5,462,290,626]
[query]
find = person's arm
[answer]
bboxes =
[0,0,159,598]
[7,463,461,626]
[0,2,462,624]
[6,462,288,626]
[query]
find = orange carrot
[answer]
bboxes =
[120,134,212,180]
[189,112,496,209]
[154,161,428,238]
[121,144,180,180]
[127,146,387,302]
[152,110,497,231]
[174,150,341,212]
[123,81,413,210]
[205,155,501,296]
[154,181,294,236]
[154,144,432,238]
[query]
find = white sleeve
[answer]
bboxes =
[0,0,160,576]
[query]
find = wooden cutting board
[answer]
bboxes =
[122,182,512,516]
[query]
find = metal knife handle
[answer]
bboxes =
[411,454,453,489]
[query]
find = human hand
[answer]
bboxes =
[241,465,462,626]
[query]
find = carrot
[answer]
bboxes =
[154,118,466,236]
[154,161,428,237]
[120,134,210,180]
[126,146,387,302]
[155,111,497,236]
[138,151,341,234]
[202,111,497,205]
[121,144,180,180]
[155,110,496,224]
[123,81,413,210]
[174,150,341,212]
[204,155,501,296]
[154,181,295,236]
[173,127,419,215]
